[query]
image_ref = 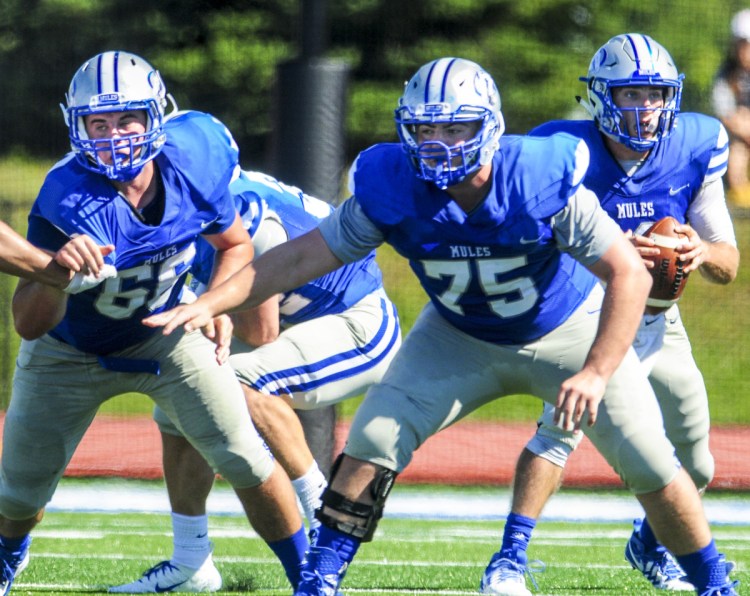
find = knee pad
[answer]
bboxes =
[316,454,397,542]
[526,432,576,468]
[527,415,584,467]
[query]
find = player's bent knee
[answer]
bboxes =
[686,457,714,492]
[616,439,680,494]
[673,441,714,491]
[525,431,577,468]
[203,443,275,489]
[528,419,583,467]
[316,455,397,542]
[0,493,43,521]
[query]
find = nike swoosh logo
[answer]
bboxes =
[669,184,689,196]
[520,235,543,244]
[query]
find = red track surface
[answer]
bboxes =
[3,415,746,490]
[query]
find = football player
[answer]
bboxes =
[0,52,308,595]
[110,169,401,593]
[143,57,738,596]
[493,34,739,595]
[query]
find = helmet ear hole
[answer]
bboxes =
[63,51,177,181]
[394,57,504,189]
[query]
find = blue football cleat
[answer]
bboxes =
[294,546,347,596]
[0,536,30,596]
[625,519,694,591]
[697,554,739,596]
[699,580,739,596]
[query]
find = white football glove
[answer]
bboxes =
[63,264,118,294]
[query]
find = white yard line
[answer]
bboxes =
[48,479,750,525]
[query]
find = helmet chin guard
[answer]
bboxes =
[395,57,505,189]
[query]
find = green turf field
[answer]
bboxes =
[12,478,749,595]
[17,508,749,595]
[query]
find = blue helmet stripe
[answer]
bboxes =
[624,34,642,69]
[96,54,103,95]
[625,33,656,72]
[440,58,458,102]
[112,51,120,93]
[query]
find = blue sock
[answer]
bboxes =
[267,525,308,589]
[676,540,724,592]
[638,517,659,551]
[501,512,536,556]
[0,534,30,554]
[315,524,361,565]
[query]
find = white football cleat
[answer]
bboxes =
[480,547,546,596]
[109,554,221,593]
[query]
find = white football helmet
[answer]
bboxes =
[62,51,177,181]
[579,34,683,152]
[394,57,505,189]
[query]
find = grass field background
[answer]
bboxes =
[15,479,750,595]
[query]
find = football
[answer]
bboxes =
[642,216,689,308]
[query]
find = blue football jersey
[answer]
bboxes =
[27,110,240,354]
[191,170,383,326]
[350,137,599,344]
[530,113,728,231]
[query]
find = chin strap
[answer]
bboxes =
[575,96,597,120]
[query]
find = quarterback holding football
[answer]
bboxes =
[493,33,740,595]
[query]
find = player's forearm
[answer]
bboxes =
[198,229,343,318]
[0,222,71,289]
[12,280,68,339]
[231,299,280,347]
[699,242,739,284]
[207,242,254,290]
[585,264,651,381]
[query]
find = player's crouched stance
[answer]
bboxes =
[143,58,739,596]
[293,60,738,596]
[110,169,401,594]
[0,52,308,595]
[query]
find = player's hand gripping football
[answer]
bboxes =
[671,223,705,274]
[628,224,704,274]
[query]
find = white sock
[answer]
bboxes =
[291,462,327,532]
[171,512,211,569]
